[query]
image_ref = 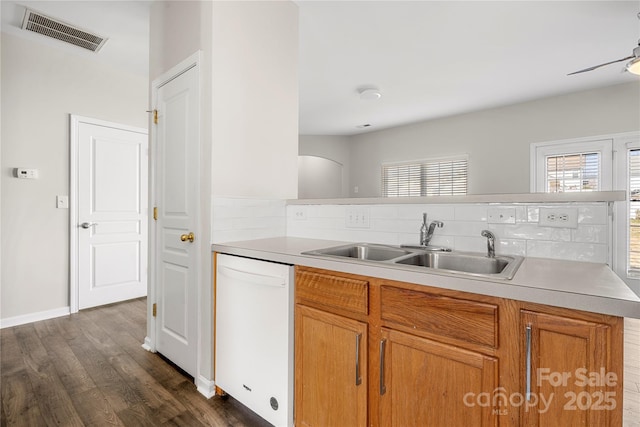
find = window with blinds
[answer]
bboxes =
[628,149,640,273]
[545,152,599,193]
[381,157,468,197]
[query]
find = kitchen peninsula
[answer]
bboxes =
[212,236,639,426]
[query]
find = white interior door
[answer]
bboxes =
[74,117,148,310]
[154,63,200,377]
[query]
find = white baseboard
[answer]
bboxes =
[196,375,216,399]
[0,306,71,329]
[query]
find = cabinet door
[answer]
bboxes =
[521,310,615,427]
[295,305,368,427]
[379,328,498,427]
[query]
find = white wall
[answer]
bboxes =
[348,82,640,197]
[299,135,351,197]
[0,33,148,321]
[212,198,286,244]
[298,156,343,198]
[149,1,204,82]
[211,1,299,200]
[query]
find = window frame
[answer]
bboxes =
[381,154,469,198]
[613,134,640,294]
[531,131,640,295]
[530,138,613,193]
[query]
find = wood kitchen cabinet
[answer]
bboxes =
[295,268,369,427]
[294,266,624,427]
[520,309,623,427]
[295,305,368,427]
[378,328,498,427]
[378,285,500,427]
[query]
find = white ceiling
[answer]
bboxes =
[298,1,640,135]
[2,1,639,136]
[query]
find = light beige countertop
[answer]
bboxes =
[287,190,625,205]
[212,237,640,319]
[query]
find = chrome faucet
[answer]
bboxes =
[420,213,428,245]
[481,230,495,258]
[420,213,444,246]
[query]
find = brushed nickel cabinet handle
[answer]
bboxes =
[525,324,532,401]
[379,338,387,395]
[355,333,362,386]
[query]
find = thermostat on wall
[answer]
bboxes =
[15,168,38,179]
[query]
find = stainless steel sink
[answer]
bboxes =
[302,243,413,261]
[303,243,523,280]
[395,251,523,279]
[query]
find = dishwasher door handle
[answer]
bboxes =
[217,265,286,288]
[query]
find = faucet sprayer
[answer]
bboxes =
[481,230,495,258]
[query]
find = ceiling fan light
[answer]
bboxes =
[626,57,640,75]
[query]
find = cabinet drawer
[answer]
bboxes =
[296,270,369,316]
[381,286,498,348]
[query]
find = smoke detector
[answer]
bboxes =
[21,8,108,52]
[358,87,382,101]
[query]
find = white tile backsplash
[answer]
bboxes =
[397,204,456,220]
[212,197,612,264]
[496,239,528,256]
[212,197,286,243]
[571,225,608,243]
[453,205,488,221]
[578,205,609,224]
[526,240,608,263]
[285,201,612,263]
[488,223,572,241]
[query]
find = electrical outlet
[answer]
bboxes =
[538,207,578,228]
[487,207,516,224]
[292,207,307,220]
[346,208,370,228]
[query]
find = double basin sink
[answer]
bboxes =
[302,243,523,280]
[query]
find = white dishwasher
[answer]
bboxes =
[215,254,294,427]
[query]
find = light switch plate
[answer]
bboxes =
[487,207,516,224]
[56,195,69,209]
[346,208,370,228]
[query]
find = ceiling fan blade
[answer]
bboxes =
[567,55,634,75]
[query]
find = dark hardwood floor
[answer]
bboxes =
[0,298,272,426]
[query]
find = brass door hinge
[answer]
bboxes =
[153,207,158,221]
[152,303,157,317]
[146,109,158,124]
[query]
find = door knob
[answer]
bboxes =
[180,232,195,243]
[80,222,97,229]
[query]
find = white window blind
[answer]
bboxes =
[382,157,468,197]
[628,149,640,273]
[545,152,600,193]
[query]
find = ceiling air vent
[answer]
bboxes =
[21,8,108,52]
